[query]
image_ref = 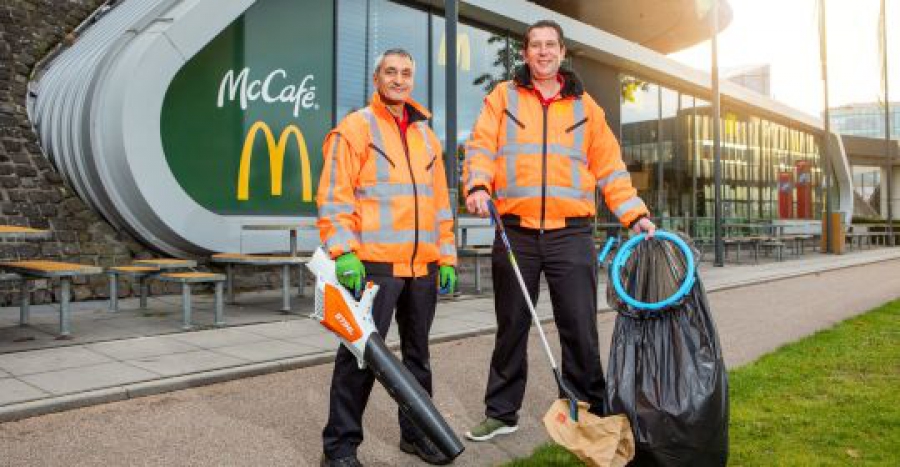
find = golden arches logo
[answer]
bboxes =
[237,121,313,202]
[438,32,471,71]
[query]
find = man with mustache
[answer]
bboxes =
[317,49,457,466]
[462,20,656,441]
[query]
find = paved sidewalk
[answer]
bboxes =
[0,248,899,422]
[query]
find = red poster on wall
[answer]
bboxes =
[778,172,794,219]
[796,161,812,219]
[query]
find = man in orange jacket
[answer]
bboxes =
[462,20,656,441]
[316,49,457,466]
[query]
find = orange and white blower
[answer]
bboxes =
[306,248,464,460]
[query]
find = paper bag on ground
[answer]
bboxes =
[543,400,635,467]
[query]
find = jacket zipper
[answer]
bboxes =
[399,126,420,275]
[540,103,549,234]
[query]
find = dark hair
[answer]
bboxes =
[524,20,565,48]
[374,48,416,73]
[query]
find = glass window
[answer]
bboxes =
[431,18,509,143]
[335,0,429,121]
[620,75,660,212]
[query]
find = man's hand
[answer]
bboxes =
[632,217,657,238]
[438,265,457,295]
[335,252,365,294]
[465,190,491,218]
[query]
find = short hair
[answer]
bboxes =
[524,20,566,48]
[373,48,416,73]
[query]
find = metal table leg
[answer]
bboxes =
[181,283,192,331]
[281,264,291,312]
[60,278,71,337]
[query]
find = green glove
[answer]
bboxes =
[335,253,365,294]
[439,265,457,295]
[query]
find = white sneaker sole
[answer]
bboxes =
[464,424,519,442]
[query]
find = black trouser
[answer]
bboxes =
[484,225,604,424]
[322,269,438,459]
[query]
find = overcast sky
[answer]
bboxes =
[668,0,899,117]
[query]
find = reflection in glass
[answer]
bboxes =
[619,74,823,237]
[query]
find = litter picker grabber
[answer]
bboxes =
[306,248,465,460]
[486,200,581,421]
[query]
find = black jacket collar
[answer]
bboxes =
[512,64,584,99]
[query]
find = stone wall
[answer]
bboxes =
[0,0,282,305]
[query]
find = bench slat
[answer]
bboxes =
[0,260,103,277]
[211,253,308,264]
[159,272,226,283]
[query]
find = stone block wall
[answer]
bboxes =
[0,0,283,305]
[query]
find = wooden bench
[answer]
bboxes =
[760,239,786,261]
[107,266,160,311]
[157,272,226,330]
[210,253,309,312]
[0,260,104,337]
[458,247,492,294]
[107,259,196,311]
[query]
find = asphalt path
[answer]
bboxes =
[1,260,899,466]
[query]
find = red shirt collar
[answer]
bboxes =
[533,74,565,106]
[392,105,409,137]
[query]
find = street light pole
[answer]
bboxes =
[445,1,459,242]
[882,0,893,246]
[819,0,833,253]
[711,0,724,267]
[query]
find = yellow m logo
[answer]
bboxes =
[438,32,471,71]
[237,121,313,202]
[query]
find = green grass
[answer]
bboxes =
[506,299,900,466]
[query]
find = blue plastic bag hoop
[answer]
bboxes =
[611,230,696,311]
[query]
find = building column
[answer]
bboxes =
[881,165,900,219]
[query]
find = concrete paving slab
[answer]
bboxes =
[0,378,49,405]
[0,347,112,376]
[168,327,271,349]
[429,316,483,336]
[126,350,248,377]
[287,330,340,351]
[213,340,323,363]
[18,362,160,395]
[85,337,201,361]
[240,319,321,339]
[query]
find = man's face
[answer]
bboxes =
[373,54,415,104]
[523,27,565,80]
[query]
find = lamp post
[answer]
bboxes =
[881,0,893,245]
[711,0,724,267]
[445,1,459,242]
[819,0,833,253]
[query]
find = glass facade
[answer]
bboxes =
[620,74,824,237]
[336,0,514,135]
[335,0,828,235]
[830,103,900,140]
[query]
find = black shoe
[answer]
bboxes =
[320,453,363,467]
[399,437,452,465]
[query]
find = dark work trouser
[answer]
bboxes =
[322,270,438,459]
[485,225,604,424]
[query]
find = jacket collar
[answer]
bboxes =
[512,64,584,99]
[370,92,431,124]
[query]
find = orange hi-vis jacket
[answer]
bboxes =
[317,93,456,277]
[463,66,649,230]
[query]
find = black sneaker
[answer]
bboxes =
[320,453,363,467]
[399,437,452,465]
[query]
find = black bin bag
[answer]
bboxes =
[604,234,728,466]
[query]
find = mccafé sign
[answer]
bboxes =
[161,0,332,218]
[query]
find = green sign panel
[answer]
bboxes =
[161,0,333,216]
